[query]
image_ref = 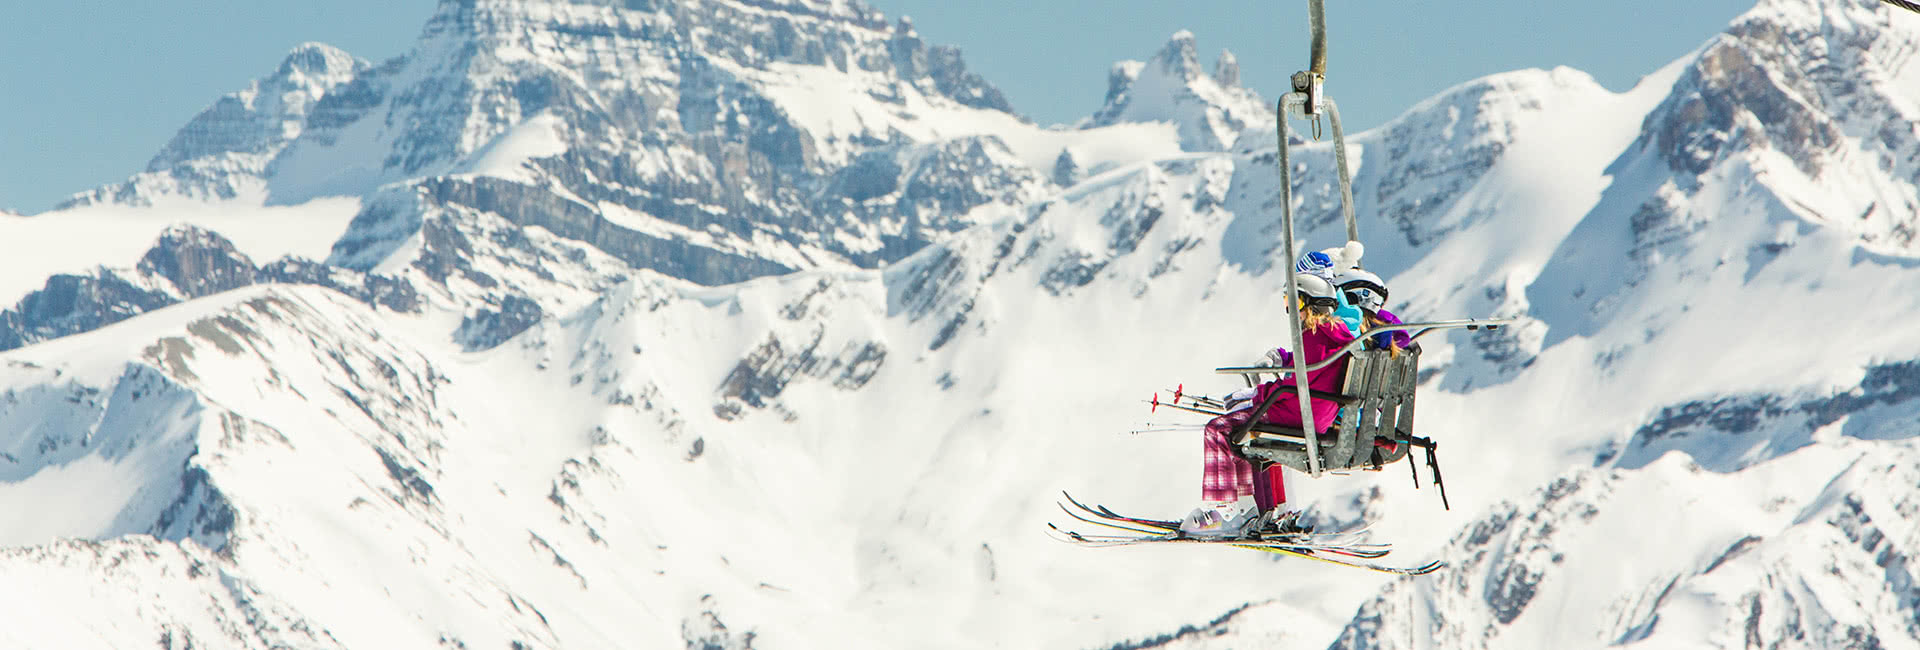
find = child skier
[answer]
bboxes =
[1181,273,1356,537]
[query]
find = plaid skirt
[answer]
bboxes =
[1202,410,1287,508]
[1201,410,1256,502]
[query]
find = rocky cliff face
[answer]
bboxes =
[69,0,1040,289]
[1530,0,1920,354]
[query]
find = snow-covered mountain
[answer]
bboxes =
[1085,30,1272,152]
[4,0,1920,648]
[59,0,1098,287]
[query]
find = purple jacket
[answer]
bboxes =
[1372,308,1412,350]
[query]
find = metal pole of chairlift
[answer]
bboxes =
[1325,99,1360,245]
[1274,97,1321,478]
[1274,0,1361,477]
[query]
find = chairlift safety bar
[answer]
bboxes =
[1213,318,1521,377]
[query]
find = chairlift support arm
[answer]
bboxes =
[1275,0,1351,476]
[1213,318,1520,377]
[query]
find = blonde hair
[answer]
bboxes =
[1300,303,1334,330]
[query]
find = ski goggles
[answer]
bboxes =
[1298,294,1339,309]
[1341,282,1387,312]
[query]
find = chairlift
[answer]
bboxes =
[1212,0,1515,504]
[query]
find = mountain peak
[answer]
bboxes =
[275,42,361,80]
[1152,30,1202,80]
[433,0,891,25]
[56,42,371,208]
[1745,0,1904,21]
[1622,0,1920,250]
[1087,31,1269,151]
[1213,49,1240,86]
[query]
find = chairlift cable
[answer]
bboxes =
[1308,0,1328,75]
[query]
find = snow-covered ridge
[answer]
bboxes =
[2,284,582,647]
[1326,439,1920,650]
[0,222,415,353]
[0,537,339,650]
[0,198,363,308]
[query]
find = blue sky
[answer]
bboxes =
[0,0,1757,214]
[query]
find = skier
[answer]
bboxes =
[1233,244,1377,531]
[1295,242,1367,335]
[1181,273,1356,537]
[1227,254,1404,535]
[1333,267,1411,353]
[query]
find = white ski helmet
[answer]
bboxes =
[1294,273,1339,309]
[1334,268,1388,312]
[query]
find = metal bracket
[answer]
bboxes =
[1401,435,1451,511]
[1425,438,1450,511]
[1290,71,1325,139]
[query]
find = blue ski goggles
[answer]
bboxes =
[1342,282,1387,312]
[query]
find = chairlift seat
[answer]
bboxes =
[1235,345,1421,473]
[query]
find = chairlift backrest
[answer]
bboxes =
[1236,346,1419,473]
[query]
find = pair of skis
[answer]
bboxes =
[1049,492,1445,576]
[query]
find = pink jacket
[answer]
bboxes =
[1254,319,1356,433]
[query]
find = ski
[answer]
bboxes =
[1062,491,1377,546]
[1094,501,1377,544]
[1053,492,1445,574]
[1238,546,1447,576]
[1051,503,1386,554]
[1051,529,1392,558]
[1044,521,1377,552]
[1049,521,1441,574]
[1052,510,1382,548]
[1053,495,1392,558]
